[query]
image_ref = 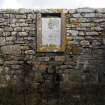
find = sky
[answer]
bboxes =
[0,0,105,9]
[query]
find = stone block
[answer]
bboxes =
[10,19,17,24]
[69,30,78,36]
[25,50,35,54]
[0,59,4,65]
[64,70,81,83]
[18,23,28,27]
[20,44,30,50]
[80,23,91,27]
[4,27,13,32]
[86,32,99,36]
[18,19,26,23]
[0,14,3,18]
[94,19,105,23]
[25,19,33,24]
[0,18,5,22]
[72,13,82,18]
[10,24,17,27]
[1,45,21,55]
[78,31,85,36]
[37,57,49,62]
[0,28,4,32]
[79,18,91,22]
[18,32,28,36]
[5,74,10,81]
[16,15,27,19]
[6,36,16,41]
[96,8,105,13]
[83,13,95,17]
[14,27,22,31]
[91,40,101,47]
[91,27,103,31]
[77,8,95,13]
[9,14,15,18]
[34,72,43,82]
[68,9,76,13]
[76,27,87,31]
[39,64,48,71]
[11,32,17,36]
[22,27,31,31]
[103,38,105,45]
[95,13,105,18]
[80,40,90,47]
[55,56,65,61]
[3,14,10,18]
[27,14,36,19]
[17,9,26,14]
[71,45,81,54]
[0,66,3,73]
[3,32,11,36]
[81,73,97,83]
[0,37,6,45]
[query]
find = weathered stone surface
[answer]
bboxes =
[3,14,10,18]
[18,19,25,23]
[25,50,35,54]
[78,31,85,36]
[95,13,105,17]
[22,27,31,31]
[77,8,95,13]
[6,36,16,41]
[68,9,76,13]
[91,40,101,47]
[96,8,105,13]
[16,15,27,19]
[14,27,22,31]
[18,32,28,36]
[55,56,65,61]
[0,28,4,32]
[0,59,4,65]
[4,27,13,32]
[3,32,11,36]
[0,9,104,105]
[0,66,3,73]
[11,32,17,36]
[80,23,91,27]
[20,44,30,50]
[86,32,99,35]
[80,40,90,47]
[83,13,95,17]
[92,27,103,31]
[1,45,21,55]
[69,30,78,36]
[0,37,6,45]
[94,19,105,23]
[72,13,82,18]
[27,14,36,19]
[37,57,49,62]
[17,23,28,27]
[103,38,105,45]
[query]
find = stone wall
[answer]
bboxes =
[0,8,105,105]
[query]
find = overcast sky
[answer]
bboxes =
[0,0,105,9]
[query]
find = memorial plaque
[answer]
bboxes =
[37,12,65,52]
[42,17,61,47]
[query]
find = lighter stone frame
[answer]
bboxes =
[37,11,66,52]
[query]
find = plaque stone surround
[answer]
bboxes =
[37,12,65,52]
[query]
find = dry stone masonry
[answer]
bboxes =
[0,8,105,105]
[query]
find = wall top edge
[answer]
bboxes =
[0,8,105,13]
